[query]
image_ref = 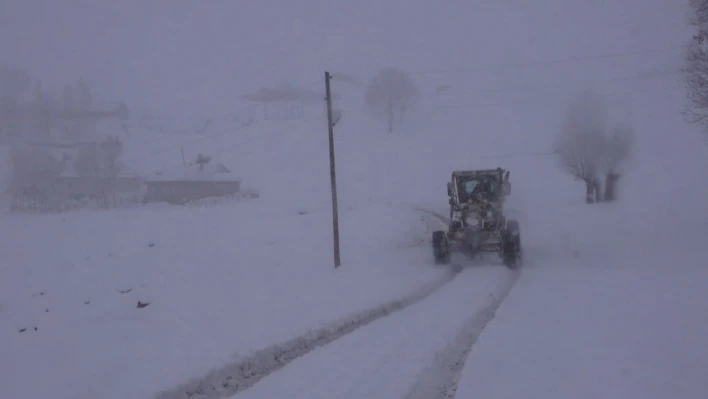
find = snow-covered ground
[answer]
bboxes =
[455,203,708,399]
[457,268,708,399]
[449,88,708,398]
[2,1,708,399]
[4,84,707,399]
[0,201,450,399]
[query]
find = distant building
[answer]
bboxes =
[143,162,241,205]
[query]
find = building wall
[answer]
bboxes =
[144,180,241,205]
[52,176,142,198]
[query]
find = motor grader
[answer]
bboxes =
[432,168,521,268]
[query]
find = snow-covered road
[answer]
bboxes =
[216,195,708,399]
[231,265,518,399]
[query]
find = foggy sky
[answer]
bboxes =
[0,0,691,118]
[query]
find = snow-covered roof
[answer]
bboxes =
[148,162,239,182]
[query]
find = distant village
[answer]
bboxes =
[0,66,243,213]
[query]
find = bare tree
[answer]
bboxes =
[555,90,608,203]
[691,0,708,24]
[555,89,635,203]
[684,0,708,138]
[365,66,419,133]
[7,146,63,211]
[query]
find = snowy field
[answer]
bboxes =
[2,0,708,398]
[0,201,451,399]
[455,203,708,399]
[457,268,708,399]
[3,94,708,399]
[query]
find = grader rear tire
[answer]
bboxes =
[432,230,450,265]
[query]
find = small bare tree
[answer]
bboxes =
[555,90,635,203]
[365,66,419,133]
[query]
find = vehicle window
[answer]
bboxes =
[463,180,479,194]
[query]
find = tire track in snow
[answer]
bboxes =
[155,209,460,399]
[405,264,521,399]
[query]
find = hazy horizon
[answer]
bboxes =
[0,0,691,119]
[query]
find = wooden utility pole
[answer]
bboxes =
[181,147,187,178]
[325,71,341,268]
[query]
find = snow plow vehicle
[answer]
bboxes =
[432,168,521,268]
